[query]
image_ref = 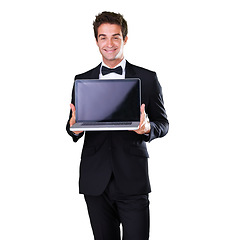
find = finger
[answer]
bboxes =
[73,131,83,135]
[140,118,147,128]
[141,103,145,114]
[70,104,76,118]
[69,117,75,127]
[139,104,146,127]
[70,103,76,112]
[135,121,144,134]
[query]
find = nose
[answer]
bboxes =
[107,39,113,48]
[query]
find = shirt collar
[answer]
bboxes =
[101,58,126,70]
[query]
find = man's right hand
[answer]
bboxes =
[70,104,83,135]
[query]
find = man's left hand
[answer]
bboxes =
[134,104,151,135]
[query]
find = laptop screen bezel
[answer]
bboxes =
[74,78,141,123]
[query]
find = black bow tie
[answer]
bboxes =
[101,66,123,76]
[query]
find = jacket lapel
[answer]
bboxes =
[125,61,136,78]
[90,63,101,79]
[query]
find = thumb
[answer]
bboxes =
[141,104,145,114]
[139,104,146,125]
[70,104,76,118]
[70,103,76,112]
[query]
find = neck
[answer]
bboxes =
[103,57,124,68]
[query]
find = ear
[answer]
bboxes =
[124,36,128,45]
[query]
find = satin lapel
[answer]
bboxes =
[125,61,137,78]
[90,63,101,79]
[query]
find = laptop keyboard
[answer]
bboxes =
[81,122,132,126]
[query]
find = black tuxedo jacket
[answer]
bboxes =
[66,61,169,196]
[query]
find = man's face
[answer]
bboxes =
[96,23,128,67]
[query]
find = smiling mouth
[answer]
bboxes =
[104,48,117,53]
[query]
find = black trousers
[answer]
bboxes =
[84,176,150,240]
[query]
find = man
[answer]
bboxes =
[66,11,169,240]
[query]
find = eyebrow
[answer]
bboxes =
[98,33,121,38]
[98,34,106,38]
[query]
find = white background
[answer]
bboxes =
[1,0,240,239]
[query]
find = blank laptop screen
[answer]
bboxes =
[75,79,141,122]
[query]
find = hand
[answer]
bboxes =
[70,104,83,135]
[134,104,151,135]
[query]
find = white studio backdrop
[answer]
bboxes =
[0,0,240,239]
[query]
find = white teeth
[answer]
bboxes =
[105,49,116,52]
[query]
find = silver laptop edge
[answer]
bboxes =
[70,123,139,131]
[70,78,141,131]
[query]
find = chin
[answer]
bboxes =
[104,56,118,62]
[102,52,121,61]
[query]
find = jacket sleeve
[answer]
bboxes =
[66,79,84,142]
[144,73,169,142]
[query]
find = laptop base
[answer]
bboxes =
[70,122,140,131]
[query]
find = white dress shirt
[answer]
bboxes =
[99,58,126,79]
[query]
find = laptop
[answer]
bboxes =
[70,78,141,131]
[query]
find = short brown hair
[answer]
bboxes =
[93,11,128,41]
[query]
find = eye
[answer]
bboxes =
[98,36,106,41]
